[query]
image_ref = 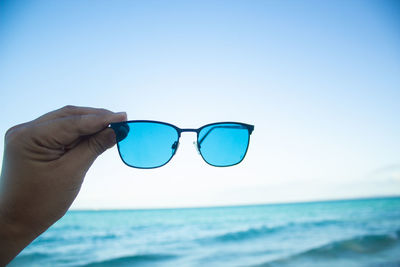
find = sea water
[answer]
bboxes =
[9,197,400,266]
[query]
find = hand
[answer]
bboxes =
[0,105,127,265]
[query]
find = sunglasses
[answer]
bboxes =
[110,121,254,169]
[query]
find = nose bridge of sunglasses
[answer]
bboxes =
[174,131,201,154]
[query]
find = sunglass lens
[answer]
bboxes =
[112,122,179,168]
[198,123,250,167]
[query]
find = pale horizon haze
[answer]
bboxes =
[0,0,399,209]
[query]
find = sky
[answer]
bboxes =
[0,0,399,209]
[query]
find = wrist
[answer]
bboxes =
[0,204,38,265]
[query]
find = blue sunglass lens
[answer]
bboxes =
[113,122,179,168]
[198,123,250,167]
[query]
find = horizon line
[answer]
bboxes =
[70,194,400,212]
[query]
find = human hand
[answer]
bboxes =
[0,105,127,265]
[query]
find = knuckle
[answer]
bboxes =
[61,105,78,113]
[5,124,26,143]
[3,124,32,152]
[97,108,111,114]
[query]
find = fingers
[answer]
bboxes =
[32,111,127,149]
[5,106,117,140]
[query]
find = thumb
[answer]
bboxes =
[86,128,117,158]
[63,128,117,174]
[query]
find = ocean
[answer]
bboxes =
[9,197,400,267]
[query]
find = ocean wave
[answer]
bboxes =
[207,219,341,243]
[8,252,50,266]
[302,232,399,256]
[34,232,118,245]
[256,230,400,266]
[83,253,178,266]
[214,225,281,242]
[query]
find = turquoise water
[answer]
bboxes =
[10,197,400,266]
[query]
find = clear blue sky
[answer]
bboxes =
[1,0,399,209]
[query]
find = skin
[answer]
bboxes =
[0,105,127,265]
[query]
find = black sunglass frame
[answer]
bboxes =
[110,120,254,169]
